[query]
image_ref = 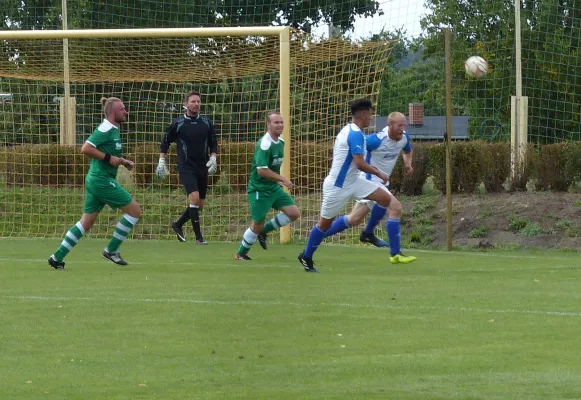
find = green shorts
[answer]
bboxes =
[248,188,295,223]
[84,175,133,214]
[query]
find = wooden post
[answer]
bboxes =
[444,28,454,251]
[279,27,291,244]
[60,0,76,145]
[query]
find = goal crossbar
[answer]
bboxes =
[0,26,288,40]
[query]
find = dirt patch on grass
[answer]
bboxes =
[402,192,581,250]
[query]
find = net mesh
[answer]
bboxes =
[4,0,579,242]
[0,32,393,241]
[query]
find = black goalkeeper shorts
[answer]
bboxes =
[179,171,208,199]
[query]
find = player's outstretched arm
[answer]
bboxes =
[81,142,122,166]
[257,168,293,189]
[352,154,388,184]
[402,149,413,175]
[401,132,413,175]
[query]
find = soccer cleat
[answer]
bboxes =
[171,222,186,242]
[360,232,388,248]
[298,252,318,272]
[102,249,128,266]
[195,239,208,245]
[48,255,65,270]
[257,232,268,250]
[389,253,417,264]
[235,253,252,261]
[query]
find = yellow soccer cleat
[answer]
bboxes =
[390,253,417,264]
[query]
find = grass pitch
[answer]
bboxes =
[1,238,581,399]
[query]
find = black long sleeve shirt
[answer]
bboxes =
[160,113,218,174]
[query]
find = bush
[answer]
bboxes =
[529,143,570,191]
[389,142,430,195]
[291,141,333,193]
[0,144,88,186]
[1,141,579,195]
[428,141,481,194]
[477,142,511,192]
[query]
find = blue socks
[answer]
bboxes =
[322,215,350,238]
[363,204,387,234]
[387,218,401,256]
[304,225,326,258]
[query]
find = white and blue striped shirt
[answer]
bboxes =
[363,127,412,185]
[326,123,366,188]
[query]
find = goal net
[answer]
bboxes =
[0,28,394,243]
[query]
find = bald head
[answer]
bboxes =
[387,112,407,141]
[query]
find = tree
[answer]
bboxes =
[3,0,381,33]
[419,0,581,142]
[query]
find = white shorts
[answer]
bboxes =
[320,175,383,219]
[356,186,392,209]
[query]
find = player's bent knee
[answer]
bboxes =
[286,207,300,221]
[188,191,201,205]
[80,213,98,231]
[125,201,142,219]
[317,218,333,231]
[349,214,365,226]
[388,198,403,217]
[250,221,265,234]
[375,192,391,208]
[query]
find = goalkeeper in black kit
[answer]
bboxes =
[156,90,218,244]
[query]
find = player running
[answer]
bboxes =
[48,97,142,269]
[322,112,417,264]
[235,111,300,260]
[298,98,410,272]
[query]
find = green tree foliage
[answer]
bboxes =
[2,0,381,33]
[419,0,581,143]
[1,0,384,144]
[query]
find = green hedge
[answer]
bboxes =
[0,145,88,186]
[2,141,581,194]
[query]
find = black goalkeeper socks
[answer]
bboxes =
[189,206,203,240]
[176,207,190,227]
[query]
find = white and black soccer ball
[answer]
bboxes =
[464,56,488,78]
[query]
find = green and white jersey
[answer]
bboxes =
[248,132,285,195]
[85,119,123,179]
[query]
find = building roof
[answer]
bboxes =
[371,116,470,140]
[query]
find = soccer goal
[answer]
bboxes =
[0,27,393,244]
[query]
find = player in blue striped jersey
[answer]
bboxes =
[322,112,417,264]
[298,99,393,272]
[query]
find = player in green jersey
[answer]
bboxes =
[47,97,142,269]
[235,111,300,260]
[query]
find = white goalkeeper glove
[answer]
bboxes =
[206,154,218,175]
[155,157,169,179]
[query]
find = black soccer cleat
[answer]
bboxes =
[298,252,318,273]
[359,232,388,248]
[257,232,268,250]
[102,249,128,266]
[171,222,186,242]
[235,253,252,261]
[48,255,65,270]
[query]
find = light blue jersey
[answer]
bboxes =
[363,126,412,185]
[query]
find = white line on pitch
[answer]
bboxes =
[5,295,581,318]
